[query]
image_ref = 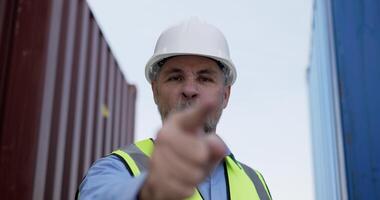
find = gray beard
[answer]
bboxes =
[158,100,221,134]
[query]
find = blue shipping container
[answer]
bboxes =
[309,0,380,199]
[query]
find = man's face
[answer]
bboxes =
[151,55,231,133]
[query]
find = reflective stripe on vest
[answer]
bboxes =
[224,156,271,200]
[112,139,271,200]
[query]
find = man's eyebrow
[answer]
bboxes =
[162,68,183,75]
[197,69,217,75]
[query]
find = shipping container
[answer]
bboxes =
[0,0,137,199]
[308,0,380,199]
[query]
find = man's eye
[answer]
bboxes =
[199,77,213,82]
[167,76,183,81]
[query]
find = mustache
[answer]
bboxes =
[174,100,196,112]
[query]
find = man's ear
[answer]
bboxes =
[151,81,159,105]
[222,85,231,109]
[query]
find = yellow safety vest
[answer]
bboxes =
[112,139,272,200]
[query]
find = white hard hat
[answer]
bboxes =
[145,18,237,85]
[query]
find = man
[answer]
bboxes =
[78,18,271,200]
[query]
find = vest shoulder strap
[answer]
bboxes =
[240,162,272,200]
[111,139,153,176]
[112,149,141,176]
[135,138,154,157]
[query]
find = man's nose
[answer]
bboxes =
[181,81,198,99]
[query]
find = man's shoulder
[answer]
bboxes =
[84,154,129,177]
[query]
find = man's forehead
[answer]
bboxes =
[160,55,220,72]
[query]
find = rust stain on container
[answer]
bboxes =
[0,0,137,199]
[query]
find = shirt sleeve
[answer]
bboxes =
[78,155,148,200]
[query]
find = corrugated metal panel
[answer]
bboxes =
[113,69,122,149]
[104,55,115,155]
[127,85,137,143]
[309,0,380,199]
[0,0,17,122]
[94,37,108,161]
[120,82,130,147]
[0,0,54,198]
[330,0,380,199]
[0,0,136,199]
[308,0,348,199]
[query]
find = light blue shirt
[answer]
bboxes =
[79,153,231,200]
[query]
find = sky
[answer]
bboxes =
[87,0,315,199]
